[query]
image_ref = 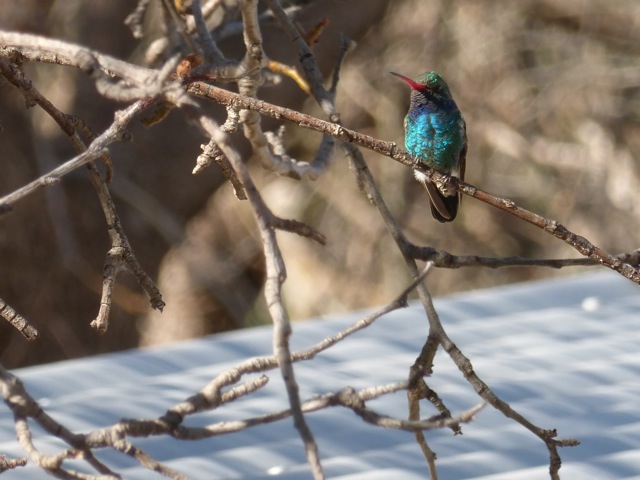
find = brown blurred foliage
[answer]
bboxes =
[1,0,639,367]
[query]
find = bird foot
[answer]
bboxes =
[434,175,459,197]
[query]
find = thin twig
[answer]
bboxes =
[0,455,28,473]
[407,246,640,269]
[226,134,325,480]
[0,271,442,476]
[0,57,165,330]
[124,0,151,39]
[190,0,226,65]
[0,297,38,340]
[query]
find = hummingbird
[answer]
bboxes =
[391,71,467,222]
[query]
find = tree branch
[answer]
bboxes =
[0,297,38,340]
[187,80,640,285]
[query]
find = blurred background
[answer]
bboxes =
[1,0,639,367]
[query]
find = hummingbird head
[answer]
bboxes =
[390,71,454,106]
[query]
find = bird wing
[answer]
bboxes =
[424,180,457,222]
[459,118,467,183]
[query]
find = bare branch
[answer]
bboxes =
[408,245,640,269]
[226,131,325,480]
[264,0,337,120]
[268,59,310,94]
[0,455,28,474]
[188,113,247,199]
[182,386,484,439]
[0,56,165,331]
[0,365,183,479]
[0,100,144,211]
[0,31,155,85]
[187,81,640,285]
[124,0,151,39]
[0,298,38,340]
[194,138,246,195]
[235,1,317,178]
[190,0,227,65]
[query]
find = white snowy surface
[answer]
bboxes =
[2,271,640,479]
